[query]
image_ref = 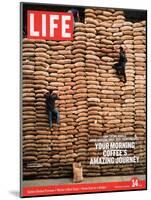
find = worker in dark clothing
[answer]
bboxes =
[68,8,80,22]
[44,90,60,128]
[113,46,127,83]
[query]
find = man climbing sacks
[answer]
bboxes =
[44,89,60,128]
[113,46,127,83]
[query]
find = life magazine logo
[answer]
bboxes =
[27,10,73,40]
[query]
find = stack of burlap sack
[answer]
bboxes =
[22,8,146,179]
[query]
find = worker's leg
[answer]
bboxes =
[53,108,60,125]
[121,64,127,83]
[49,111,53,128]
[123,71,127,83]
[113,63,120,75]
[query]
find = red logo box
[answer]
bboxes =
[27,10,73,40]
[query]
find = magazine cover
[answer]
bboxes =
[20,2,147,197]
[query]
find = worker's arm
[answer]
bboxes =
[45,97,51,111]
[77,11,80,22]
[56,95,60,100]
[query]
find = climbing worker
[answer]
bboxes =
[68,8,80,23]
[113,46,127,83]
[44,89,60,128]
